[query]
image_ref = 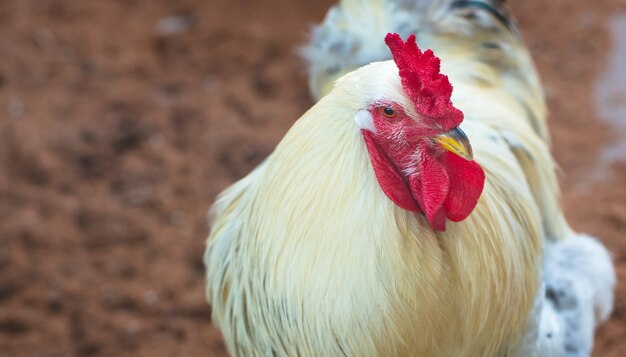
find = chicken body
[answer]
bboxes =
[205,1,615,356]
[207,64,541,356]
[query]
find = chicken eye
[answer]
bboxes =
[381,106,398,118]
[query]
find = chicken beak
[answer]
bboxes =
[435,127,474,160]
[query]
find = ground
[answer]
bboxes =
[0,0,624,356]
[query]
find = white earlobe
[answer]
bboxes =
[354,110,377,133]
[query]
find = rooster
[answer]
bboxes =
[205,1,615,356]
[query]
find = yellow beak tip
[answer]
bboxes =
[436,128,474,160]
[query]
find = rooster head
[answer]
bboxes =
[355,33,485,231]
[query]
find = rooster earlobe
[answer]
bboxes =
[355,110,377,133]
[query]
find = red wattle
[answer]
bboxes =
[362,131,419,211]
[442,152,485,222]
[409,153,450,231]
[363,131,485,232]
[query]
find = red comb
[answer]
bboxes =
[385,33,463,131]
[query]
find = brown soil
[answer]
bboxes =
[0,0,624,356]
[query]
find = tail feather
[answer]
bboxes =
[302,0,430,99]
[425,0,548,141]
[448,1,512,30]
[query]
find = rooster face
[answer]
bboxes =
[353,34,485,231]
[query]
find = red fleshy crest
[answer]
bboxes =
[384,33,463,131]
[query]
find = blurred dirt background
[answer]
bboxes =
[0,0,624,356]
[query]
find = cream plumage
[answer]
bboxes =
[205,1,615,356]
